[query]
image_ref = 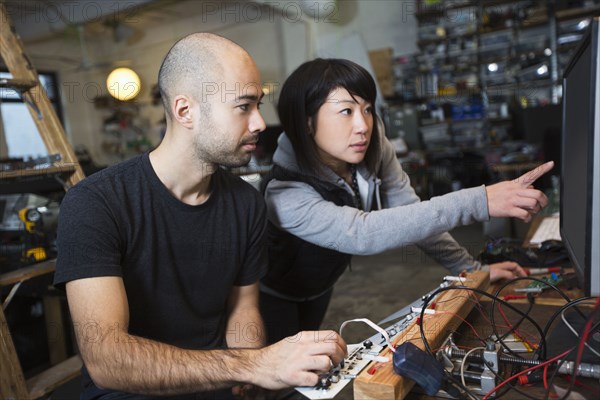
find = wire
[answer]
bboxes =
[460,347,484,388]
[491,276,572,360]
[496,302,537,351]
[481,357,542,400]
[543,297,600,400]
[560,296,600,400]
[339,318,396,351]
[540,296,596,345]
[418,285,548,399]
[435,311,486,344]
[493,300,535,358]
[560,305,600,358]
[544,356,568,400]
[481,349,572,400]
[418,286,547,360]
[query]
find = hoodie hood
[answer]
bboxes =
[272,132,300,172]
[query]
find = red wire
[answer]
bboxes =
[554,296,600,398]
[481,349,571,400]
[435,311,484,341]
[573,297,600,383]
[496,302,537,349]
[542,364,558,398]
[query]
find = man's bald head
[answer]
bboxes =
[158,33,251,120]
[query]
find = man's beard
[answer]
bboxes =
[192,130,253,168]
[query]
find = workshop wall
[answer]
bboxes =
[14,0,416,166]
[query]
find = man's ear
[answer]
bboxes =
[172,95,194,129]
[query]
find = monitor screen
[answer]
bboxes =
[561,17,600,297]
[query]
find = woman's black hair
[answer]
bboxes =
[277,58,381,175]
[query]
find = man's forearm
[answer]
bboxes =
[80,326,259,396]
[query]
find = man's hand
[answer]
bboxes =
[486,161,554,223]
[489,261,527,283]
[251,330,347,390]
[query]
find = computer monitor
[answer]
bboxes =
[560,17,600,297]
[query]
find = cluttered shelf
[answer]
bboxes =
[381,0,599,164]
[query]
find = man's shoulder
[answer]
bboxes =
[65,155,145,203]
[75,155,143,187]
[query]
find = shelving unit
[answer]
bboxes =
[1,3,84,399]
[385,0,599,197]
[390,0,600,149]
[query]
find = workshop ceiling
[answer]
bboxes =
[1,0,224,44]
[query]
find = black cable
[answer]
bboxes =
[418,285,547,359]
[544,298,600,400]
[540,296,596,350]
[562,302,600,400]
[491,276,573,359]
[418,285,551,399]
[544,316,600,400]
[496,294,535,342]
[543,350,573,400]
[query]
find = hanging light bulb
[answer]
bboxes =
[106,67,141,101]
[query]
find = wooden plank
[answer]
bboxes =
[0,165,76,181]
[0,306,29,400]
[0,3,85,187]
[0,78,37,90]
[26,355,82,400]
[0,260,56,287]
[354,271,490,400]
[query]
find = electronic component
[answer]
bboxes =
[393,342,445,396]
[295,342,384,399]
[296,281,451,399]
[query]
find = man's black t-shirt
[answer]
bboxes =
[54,153,267,399]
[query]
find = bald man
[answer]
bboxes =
[54,33,346,400]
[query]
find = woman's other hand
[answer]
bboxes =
[489,261,528,283]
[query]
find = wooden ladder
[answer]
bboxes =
[1,3,84,399]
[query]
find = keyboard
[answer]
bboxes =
[530,215,561,245]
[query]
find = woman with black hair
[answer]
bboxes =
[259,58,553,343]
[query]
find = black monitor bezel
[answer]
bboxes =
[560,17,599,296]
